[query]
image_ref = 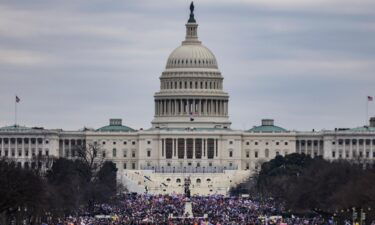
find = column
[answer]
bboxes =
[370,139,373,159]
[35,137,38,158]
[160,139,163,158]
[198,99,201,115]
[343,139,346,158]
[155,100,157,116]
[22,137,25,159]
[174,139,177,158]
[69,139,72,158]
[204,138,208,159]
[193,139,196,159]
[184,138,187,159]
[317,140,320,156]
[15,137,17,158]
[215,100,218,115]
[349,139,353,158]
[213,139,216,158]
[222,101,224,116]
[1,138,3,156]
[29,138,31,159]
[174,99,178,116]
[356,139,359,157]
[179,99,182,115]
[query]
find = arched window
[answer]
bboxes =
[196,178,201,183]
[176,178,181,183]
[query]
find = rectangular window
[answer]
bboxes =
[255,151,258,158]
[123,150,127,158]
[195,138,202,159]
[113,148,117,157]
[246,163,250,170]
[132,150,135,158]
[45,150,49,156]
[207,139,215,159]
[132,163,135,169]
[186,138,193,159]
[123,163,127,169]
[102,151,106,158]
[166,138,173,159]
[332,151,336,158]
[147,150,151,157]
[178,138,185,159]
[229,151,233,157]
[18,150,22,157]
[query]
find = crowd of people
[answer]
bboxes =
[58,193,334,225]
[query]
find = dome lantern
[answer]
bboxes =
[183,2,200,45]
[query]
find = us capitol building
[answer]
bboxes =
[1,4,375,195]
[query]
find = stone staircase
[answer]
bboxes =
[118,169,251,196]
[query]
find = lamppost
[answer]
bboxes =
[353,207,357,225]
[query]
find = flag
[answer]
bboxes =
[368,96,373,101]
[16,96,20,103]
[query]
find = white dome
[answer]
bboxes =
[166,44,218,69]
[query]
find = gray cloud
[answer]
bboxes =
[0,0,374,131]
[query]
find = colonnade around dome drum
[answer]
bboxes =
[154,98,228,117]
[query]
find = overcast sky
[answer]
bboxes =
[1,0,375,131]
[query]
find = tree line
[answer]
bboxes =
[231,153,375,223]
[0,143,118,224]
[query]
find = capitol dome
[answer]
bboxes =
[152,2,231,129]
[166,45,218,69]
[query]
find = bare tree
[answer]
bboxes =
[75,142,105,180]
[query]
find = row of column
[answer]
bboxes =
[155,99,228,116]
[161,138,218,160]
[0,137,45,158]
[161,79,222,90]
[297,139,375,159]
[59,139,85,158]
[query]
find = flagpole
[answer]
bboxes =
[365,97,370,126]
[15,95,17,126]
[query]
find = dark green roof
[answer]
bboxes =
[349,126,375,132]
[247,125,287,133]
[0,125,34,132]
[96,125,136,132]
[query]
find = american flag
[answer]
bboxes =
[368,96,373,101]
